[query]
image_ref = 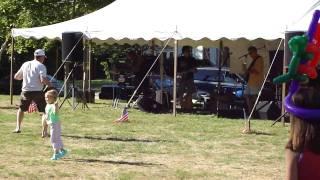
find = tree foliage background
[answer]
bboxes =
[0,0,114,77]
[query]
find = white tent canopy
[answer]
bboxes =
[12,0,319,45]
[11,0,320,74]
[10,0,320,117]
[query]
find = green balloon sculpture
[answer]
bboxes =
[273,35,312,84]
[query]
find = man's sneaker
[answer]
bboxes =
[59,149,68,158]
[50,153,62,160]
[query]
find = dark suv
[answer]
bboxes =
[193,67,278,116]
[193,67,245,98]
[148,67,246,110]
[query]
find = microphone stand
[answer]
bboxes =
[238,54,248,60]
[237,45,266,60]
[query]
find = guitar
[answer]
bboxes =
[243,56,260,82]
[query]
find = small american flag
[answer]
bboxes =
[114,107,129,123]
[28,101,38,113]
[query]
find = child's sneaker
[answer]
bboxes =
[59,149,68,158]
[50,153,62,160]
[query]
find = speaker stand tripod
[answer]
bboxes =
[270,83,286,127]
[270,111,288,127]
[59,62,89,110]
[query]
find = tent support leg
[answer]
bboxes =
[173,39,178,116]
[10,35,15,105]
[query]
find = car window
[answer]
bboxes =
[194,69,225,82]
[225,72,245,84]
[224,72,237,83]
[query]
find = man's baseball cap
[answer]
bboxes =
[34,49,46,57]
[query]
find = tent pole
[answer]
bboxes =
[281,37,288,126]
[216,40,223,117]
[10,35,15,105]
[160,41,164,104]
[88,40,92,91]
[173,39,178,116]
[82,38,87,107]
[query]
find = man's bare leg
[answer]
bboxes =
[14,108,24,133]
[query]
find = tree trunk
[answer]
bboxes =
[0,38,10,62]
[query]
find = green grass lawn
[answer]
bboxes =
[0,95,289,179]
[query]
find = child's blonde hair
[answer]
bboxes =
[45,89,58,102]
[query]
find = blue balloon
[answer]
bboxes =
[307,10,320,42]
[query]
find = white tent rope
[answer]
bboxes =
[290,1,320,28]
[300,1,320,20]
[126,34,175,108]
[246,38,284,129]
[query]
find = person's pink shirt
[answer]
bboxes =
[298,149,320,180]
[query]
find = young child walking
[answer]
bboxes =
[44,89,67,160]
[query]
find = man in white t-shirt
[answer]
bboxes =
[13,49,52,136]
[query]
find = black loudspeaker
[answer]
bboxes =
[99,85,134,100]
[217,109,244,119]
[269,50,284,80]
[76,90,95,103]
[285,31,305,65]
[256,101,281,120]
[99,85,118,99]
[62,32,83,62]
[137,96,163,113]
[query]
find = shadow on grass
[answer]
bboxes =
[71,158,162,166]
[246,130,274,136]
[93,102,109,105]
[0,105,18,110]
[63,134,174,143]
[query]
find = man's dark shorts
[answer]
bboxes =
[19,91,46,112]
